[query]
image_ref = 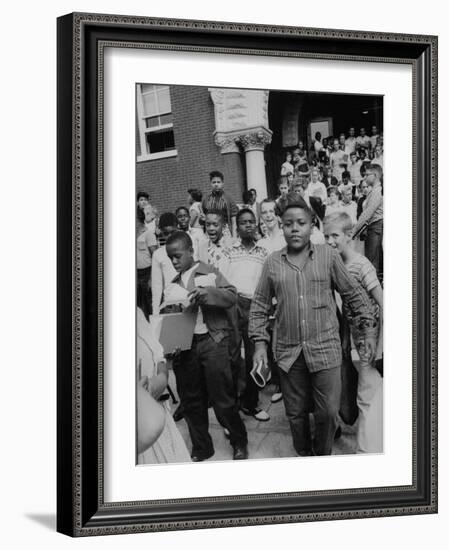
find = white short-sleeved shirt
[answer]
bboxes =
[259,231,287,254]
[137,228,157,269]
[340,201,358,225]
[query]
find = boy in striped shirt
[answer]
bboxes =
[249,203,377,456]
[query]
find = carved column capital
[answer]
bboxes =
[214,132,241,154]
[238,127,273,152]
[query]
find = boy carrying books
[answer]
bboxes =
[165,231,248,461]
[248,201,377,456]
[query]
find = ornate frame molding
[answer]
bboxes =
[57,12,437,537]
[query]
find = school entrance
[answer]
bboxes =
[264,91,383,197]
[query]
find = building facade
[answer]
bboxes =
[136,84,382,213]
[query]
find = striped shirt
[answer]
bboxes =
[202,190,239,226]
[344,254,381,323]
[248,244,375,373]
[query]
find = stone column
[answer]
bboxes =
[239,128,273,200]
[209,88,273,199]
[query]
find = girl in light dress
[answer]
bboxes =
[137,308,191,464]
[280,151,294,177]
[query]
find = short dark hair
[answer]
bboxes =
[209,170,224,181]
[187,188,202,202]
[136,191,149,201]
[242,190,253,204]
[327,185,340,198]
[165,230,193,251]
[158,212,178,230]
[236,207,256,225]
[205,209,224,221]
[309,196,325,221]
[282,201,313,221]
[175,206,189,216]
[342,170,351,179]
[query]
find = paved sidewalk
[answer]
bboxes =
[168,372,357,462]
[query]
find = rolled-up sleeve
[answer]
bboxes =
[330,249,376,331]
[248,259,273,344]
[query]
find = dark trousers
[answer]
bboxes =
[174,333,247,458]
[365,219,383,276]
[227,306,246,399]
[137,267,152,320]
[237,296,259,411]
[279,353,341,456]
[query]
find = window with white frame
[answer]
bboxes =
[136,84,177,161]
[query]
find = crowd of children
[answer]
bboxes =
[136,125,384,463]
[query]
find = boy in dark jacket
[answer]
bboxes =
[165,231,248,461]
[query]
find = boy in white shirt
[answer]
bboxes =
[356,127,371,151]
[151,212,178,314]
[339,184,358,225]
[345,127,357,155]
[225,209,270,421]
[330,139,347,183]
[369,125,380,152]
[307,167,327,204]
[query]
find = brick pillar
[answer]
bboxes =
[214,133,245,202]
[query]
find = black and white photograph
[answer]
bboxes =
[135,84,384,464]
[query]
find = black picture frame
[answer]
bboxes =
[57,12,438,537]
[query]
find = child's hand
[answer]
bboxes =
[253,343,268,370]
[146,374,168,400]
[188,287,208,305]
[166,346,181,358]
[358,337,376,363]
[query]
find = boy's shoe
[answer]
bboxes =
[191,449,214,462]
[173,405,184,422]
[233,445,249,460]
[271,389,283,403]
[240,406,270,422]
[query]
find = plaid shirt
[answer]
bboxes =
[248,244,375,373]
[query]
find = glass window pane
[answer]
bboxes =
[142,92,158,116]
[159,113,173,125]
[145,116,160,129]
[140,84,155,93]
[146,129,175,154]
[157,88,171,113]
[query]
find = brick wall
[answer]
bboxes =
[136,85,246,214]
